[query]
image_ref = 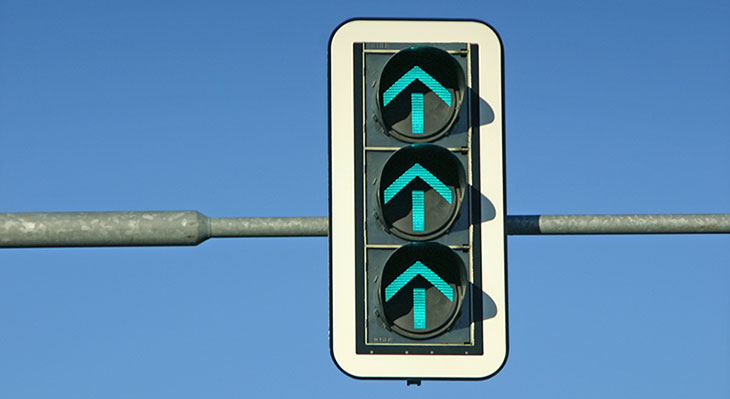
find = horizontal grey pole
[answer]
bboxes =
[507,214,730,235]
[0,212,728,248]
[0,211,210,247]
[0,212,327,248]
[211,217,329,237]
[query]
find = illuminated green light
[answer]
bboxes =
[412,190,425,231]
[411,92,424,134]
[383,163,452,204]
[382,66,451,107]
[413,288,426,329]
[385,261,453,302]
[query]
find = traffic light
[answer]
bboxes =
[329,19,507,380]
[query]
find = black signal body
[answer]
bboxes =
[353,42,484,356]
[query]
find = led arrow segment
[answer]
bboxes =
[384,261,454,301]
[382,66,452,107]
[378,242,467,338]
[382,65,452,134]
[383,163,452,204]
[383,162,453,233]
[384,261,454,330]
[376,46,465,142]
[378,144,466,240]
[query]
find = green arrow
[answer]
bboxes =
[384,261,453,302]
[382,66,451,107]
[383,163,452,204]
[382,66,451,135]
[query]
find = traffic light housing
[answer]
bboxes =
[329,19,506,380]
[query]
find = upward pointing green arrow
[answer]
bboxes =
[382,66,452,134]
[383,163,452,232]
[382,66,452,106]
[384,261,453,302]
[383,163,452,204]
[384,261,453,330]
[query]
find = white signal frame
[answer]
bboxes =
[329,19,507,380]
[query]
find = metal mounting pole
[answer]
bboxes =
[0,212,728,248]
[505,214,730,235]
[0,212,329,247]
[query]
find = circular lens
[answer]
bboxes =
[377,46,466,142]
[378,144,466,240]
[378,242,467,339]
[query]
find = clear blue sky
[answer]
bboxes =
[1,0,728,397]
